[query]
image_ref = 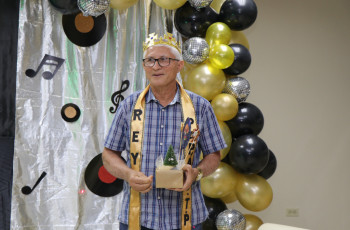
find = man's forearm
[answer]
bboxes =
[197,151,221,177]
[101,147,133,182]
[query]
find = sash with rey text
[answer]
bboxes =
[129,82,198,230]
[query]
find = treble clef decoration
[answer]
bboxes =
[110,80,130,113]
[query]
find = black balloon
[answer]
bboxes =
[202,218,217,230]
[225,102,264,138]
[223,44,251,75]
[258,150,277,179]
[204,196,227,221]
[48,0,80,14]
[229,134,269,174]
[219,0,258,31]
[174,2,218,38]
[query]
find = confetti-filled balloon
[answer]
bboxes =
[216,209,246,230]
[182,37,209,64]
[222,76,250,103]
[188,0,213,10]
[78,0,110,16]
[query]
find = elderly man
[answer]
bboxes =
[102,33,226,230]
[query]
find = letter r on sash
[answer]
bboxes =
[133,109,142,121]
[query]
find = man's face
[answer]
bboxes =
[143,46,184,89]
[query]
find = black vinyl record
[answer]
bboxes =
[62,12,106,47]
[61,103,80,122]
[84,153,124,197]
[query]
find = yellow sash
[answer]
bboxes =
[129,82,198,230]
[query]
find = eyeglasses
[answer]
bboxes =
[143,57,179,67]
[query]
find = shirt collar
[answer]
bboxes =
[145,84,181,105]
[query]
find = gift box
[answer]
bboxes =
[156,167,183,189]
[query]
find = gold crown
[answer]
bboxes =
[143,32,181,53]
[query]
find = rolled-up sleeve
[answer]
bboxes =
[198,99,227,156]
[104,102,127,152]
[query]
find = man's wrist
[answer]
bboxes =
[195,167,203,181]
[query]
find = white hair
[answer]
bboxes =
[143,44,183,61]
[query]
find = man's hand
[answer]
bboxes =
[169,164,198,192]
[128,171,153,193]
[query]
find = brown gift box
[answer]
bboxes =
[156,168,183,189]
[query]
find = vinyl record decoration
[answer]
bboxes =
[84,153,124,197]
[62,11,107,47]
[61,103,81,122]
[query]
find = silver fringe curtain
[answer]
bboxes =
[11,0,179,228]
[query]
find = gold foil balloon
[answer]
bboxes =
[236,174,273,212]
[205,22,232,46]
[209,44,235,69]
[220,190,237,204]
[110,0,138,10]
[229,31,250,50]
[210,0,226,13]
[211,93,238,121]
[244,214,264,230]
[184,62,226,101]
[180,62,198,84]
[201,162,241,198]
[153,0,187,10]
[218,121,232,159]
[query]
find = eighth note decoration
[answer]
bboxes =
[110,80,130,113]
[21,171,47,195]
[25,54,65,80]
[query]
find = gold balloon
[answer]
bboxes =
[205,22,231,47]
[218,121,232,159]
[236,174,273,212]
[201,162,241,198]
[180,62,198,84]
[229,31,250,50]
[209,44,235,69]
[244,214,264,230]
[184,62,226,101]
[210,0,226,13]
[153,0,187,10]
[220,190,237,204]
[211,93,238,121]
[110,0,138,10]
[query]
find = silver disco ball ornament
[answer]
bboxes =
[188,0,213,10]
[216,209,246,230]
[222,76,250,103]
[182,37,209,64]
[78,0,110,17]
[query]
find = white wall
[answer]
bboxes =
[227,0,350,229]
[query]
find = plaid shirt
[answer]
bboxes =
[104,86,227,229]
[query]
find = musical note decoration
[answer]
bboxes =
[25,54,65,80]
[21,171,47,195]
[110,80,130,113]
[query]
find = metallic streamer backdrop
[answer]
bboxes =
[11,0,180,228]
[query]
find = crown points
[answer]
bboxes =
[143,32,181,53]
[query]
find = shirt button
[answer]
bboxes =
[160,143,163,146]
[162,109,165,112]
[158,196,161,200]
[161,125,164,128]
